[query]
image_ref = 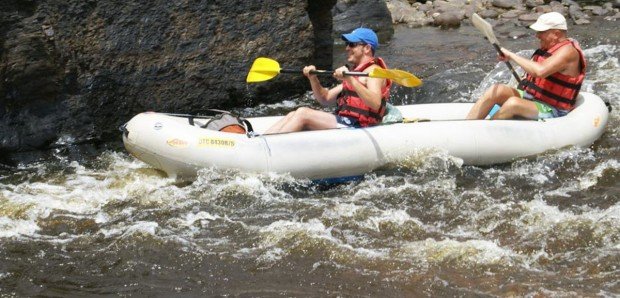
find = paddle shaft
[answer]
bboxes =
[280,69,369,78]
[492,44,522,83]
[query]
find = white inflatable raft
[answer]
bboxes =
[122,92,609,181]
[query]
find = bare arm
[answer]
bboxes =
[334,65,385,110]
[500,46,577,79]
[304,65,342,106]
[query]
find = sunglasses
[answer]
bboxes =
[345,42,367,48]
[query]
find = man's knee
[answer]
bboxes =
[483,84,505,98]
[284,107,310,125]
[295,107,315,119]
[487,83,504,93]
[487,84,517,102]
[502,97,521,110]
[296,107,312,113]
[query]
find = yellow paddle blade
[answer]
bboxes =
[246,57,282,83]
[370,68,422,88]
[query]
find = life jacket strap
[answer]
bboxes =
[518,80,578,104]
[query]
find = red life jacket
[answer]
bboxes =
[518,39,587,111]
[336,57,392,127]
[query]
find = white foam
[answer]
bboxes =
[119,221,159,238]
[0,217,40,238]
[257,218,387,262]
[398,238,520,267]
[0,152,180,239]
[193,167,301,203]
[166,211,220,237]
[365,209,424,232]
[578,159,620,190]
[515,199,620,251]
[322,203,363,219]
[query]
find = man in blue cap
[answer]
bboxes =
[265,27,392,134]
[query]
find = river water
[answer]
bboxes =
[1,18,619,296]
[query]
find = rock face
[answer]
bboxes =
[333,0,394,43]
[0,0,336,155]
[385,0,618,29]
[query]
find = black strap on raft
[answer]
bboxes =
[119,123,129,137]
[243,119,254,132]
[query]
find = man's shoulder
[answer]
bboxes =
[555,42,580,60]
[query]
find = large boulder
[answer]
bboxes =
[385,0,432,27]
[332,0,394,44]
[0,0,336,156]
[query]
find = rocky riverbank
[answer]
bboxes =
[384,0,619,29]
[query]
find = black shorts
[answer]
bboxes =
[335,115,361,128]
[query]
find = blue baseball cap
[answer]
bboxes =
[341,27,378,50]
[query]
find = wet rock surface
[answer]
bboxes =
[385,0,620,28]
[332,0,394,41]
[0,0,336,156]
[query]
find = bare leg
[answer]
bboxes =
[264,111,295,134]
[277,107,338,133]
[492,97,539,120]
[466,84,520,120]
[265,107,338,134]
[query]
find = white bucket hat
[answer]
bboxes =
[529,12,568,31]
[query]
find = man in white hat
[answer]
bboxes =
[467,12,587,120]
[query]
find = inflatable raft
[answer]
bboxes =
[122,92,609,181]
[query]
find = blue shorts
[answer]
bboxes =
[517,89,569,119]
[335,115,361,128]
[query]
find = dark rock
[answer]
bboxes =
[432,12,463,28]
[500,10,523,19]
[479,9,500,19]
[583,6,609,16]
[549,1,568,14]
[418,2,432,13]
[562,0,578,6]
[606,11,620,21]
[0,0,338,154]
[519,13,541,22]
[492,0,518,9]
[333,0,394,44]
[386,0,431,27]
[386,0,418,23]
[551,7,569,15]
[569,4,589,22]
[525,0,545,9]
[534,5,554,13]
[432,0,466,13]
